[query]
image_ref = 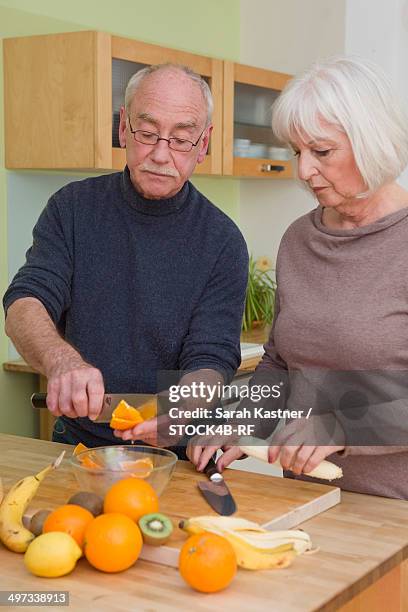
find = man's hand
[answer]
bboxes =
[46,358,104,421]
[5,298,105,421]
[113,414,178,447]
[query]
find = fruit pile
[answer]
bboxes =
[0,453,172,578]
[0,451,315,595]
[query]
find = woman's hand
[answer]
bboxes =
[186,441,223,471]
[268,444,345,475]
[267,413,345,475]
[186,437,246,471]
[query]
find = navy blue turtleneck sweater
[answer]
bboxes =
[4,167,248,444]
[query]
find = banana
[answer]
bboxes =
[0,478,3,505]
[239,438,343,481]
[0,451,65,553]
[222,532,295,570]
[179,515,312,569]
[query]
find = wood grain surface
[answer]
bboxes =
[1,434,408,611]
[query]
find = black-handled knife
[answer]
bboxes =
[197,457,236,516]
[31,392,156,422]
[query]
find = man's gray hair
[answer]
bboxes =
[272,55,408,192]
[125,63,213,127]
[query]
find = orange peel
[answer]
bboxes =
[119,457,154,478]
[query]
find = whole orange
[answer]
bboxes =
[179,532,237,593]
[43,504,94,548]
[83,512,143,573]
[103,477,159,522]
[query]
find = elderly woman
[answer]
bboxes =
[190,56,408,499]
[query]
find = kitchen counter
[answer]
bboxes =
[0,433,407,611]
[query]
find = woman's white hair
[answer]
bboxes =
[272,55,408,192]
[125,63,213,127]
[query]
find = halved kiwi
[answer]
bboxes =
[138,512,173,546]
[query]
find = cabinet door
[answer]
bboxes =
[223,62,293,178]
[4,31,97,169]
[4,31,222,174]
[107,36,223,175]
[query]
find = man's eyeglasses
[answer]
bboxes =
[128,117,205,153]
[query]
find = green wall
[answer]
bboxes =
[0,1,240,437]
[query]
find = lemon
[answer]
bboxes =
[24,532,82,577]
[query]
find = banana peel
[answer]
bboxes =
[179,515,313,570]
[223,532,295,570]
[0,451,65,553]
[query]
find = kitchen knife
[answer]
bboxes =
[197,457,236,516]
[30,392,156,423]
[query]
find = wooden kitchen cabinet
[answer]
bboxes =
[223,61,294,178]
[4,32,294,179]
[3,31,223,174]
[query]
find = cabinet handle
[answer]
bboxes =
[261,164,285,172]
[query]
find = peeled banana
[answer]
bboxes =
[179,515,312,570]
[239,438,343,481]
[0,451,65,553]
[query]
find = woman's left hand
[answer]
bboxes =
[268,443,345,475]
[268,414,345,475]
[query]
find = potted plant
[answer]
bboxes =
[241,255,276,343]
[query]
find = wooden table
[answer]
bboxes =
[0,434,407,611]
[2,356,263,441]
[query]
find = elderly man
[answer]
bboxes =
[3,64,248,456]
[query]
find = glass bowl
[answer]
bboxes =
[70,445,177,497]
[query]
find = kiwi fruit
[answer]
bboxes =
[138,513,173,546]
[29,509,51,536]
[67,491,103,517]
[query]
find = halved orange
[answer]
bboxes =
[73,443,102,470]
[110,400,144,430]
[119,457,154,478]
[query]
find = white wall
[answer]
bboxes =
[238,0,346,262]
[345,0,408,189]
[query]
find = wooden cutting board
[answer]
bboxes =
[0,434,340,568]
[140,464,340,567]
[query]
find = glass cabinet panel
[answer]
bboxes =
[233,82,291,160]
[112,59,148,147]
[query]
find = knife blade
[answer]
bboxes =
[197,457,236,516]
[30,392,156,423]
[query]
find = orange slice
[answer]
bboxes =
[119,457,154,478]
[110,400,145,430]
[73,442,88,456]
[72,442,102,470]
[110,417,144,431]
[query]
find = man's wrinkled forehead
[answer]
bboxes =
[130,68,207,122]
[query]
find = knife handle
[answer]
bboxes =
[31,393,47,409]
[204,456,222,480]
